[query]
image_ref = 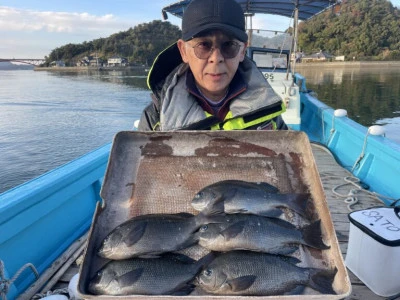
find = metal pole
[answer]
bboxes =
[244,13,254,47]
[291,1,299,78]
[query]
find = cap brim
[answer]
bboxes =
[183,23,248,42]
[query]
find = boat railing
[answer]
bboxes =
[0,143,111,299]
[294,73,400,204]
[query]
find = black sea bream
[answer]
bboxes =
[98,212,220,259]
[191,180,310,218]
[89,253,212,295]
[197,214,330,254]
[197,250,337,296]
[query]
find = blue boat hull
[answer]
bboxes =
[296,73,400,203]
[0,143,111,299]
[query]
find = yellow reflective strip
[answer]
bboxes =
[222,103,286,130]
[152,122,160,131]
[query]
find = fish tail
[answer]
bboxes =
[193,252,217,275]
[309,267,337,295]
[195,211,226,226]
[287,193,310,217]
[301,219,330,250]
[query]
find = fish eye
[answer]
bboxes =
[195,192,203,199]
[203,269,213,277]
[199,225,208,232]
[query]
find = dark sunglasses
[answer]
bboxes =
[189,40,242,60]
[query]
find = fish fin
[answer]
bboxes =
[205,199,225,216]
[301,219,331,250]
[226,275,257,292]
[255,181,280,194]
[175,212,195,218]
[284,285,306,295]
[256,208,283,218]
[286,193,310,217]
[277,255,302,265]
[273,245,299,255]
[196,252,217,270]
[178,234,199,250]
[309,267,337,294]
[220,221,246,240]
[124,222,147,247]
[195,211,226,226]
[170,284,195,296]
[222,180,279,194]
[116,268,144,286]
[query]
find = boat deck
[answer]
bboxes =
[38,144,388,300]
[311,143,387,300]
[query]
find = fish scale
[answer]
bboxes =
[197,250,337,296]
[197,213,330,254]
[89,253,208,295]
[98,212,220,260]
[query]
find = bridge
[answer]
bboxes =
[0,58,46,66]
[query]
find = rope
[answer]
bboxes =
[31,288,69,299]
[325,114,337,145]
[0,260,39,300]
[351,130,369,172]
[331,176,398,211]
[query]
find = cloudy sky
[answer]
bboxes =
[1,0,399,59]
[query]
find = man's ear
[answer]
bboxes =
[177,39,189,63]
[239,42,248,62]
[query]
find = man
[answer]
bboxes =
[138,0,287,131]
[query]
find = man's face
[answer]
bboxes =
[177,30,247,101]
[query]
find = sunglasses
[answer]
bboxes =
[189,40,242,60]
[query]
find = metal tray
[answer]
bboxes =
[78,130,351,299]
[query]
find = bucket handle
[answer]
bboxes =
[389,199,400,220]
[395,206,400,220]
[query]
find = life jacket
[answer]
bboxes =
[146,43,286,131]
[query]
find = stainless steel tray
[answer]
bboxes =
[78,130,351,299]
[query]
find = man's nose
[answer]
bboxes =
[208,47,224,62]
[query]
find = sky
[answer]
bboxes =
[1,0,399,59]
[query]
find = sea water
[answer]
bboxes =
[0,67,399,193]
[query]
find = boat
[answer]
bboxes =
[1,1,399,299]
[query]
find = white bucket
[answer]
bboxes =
[345,207,400,297]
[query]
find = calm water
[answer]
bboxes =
[1,67,399,193]
[0,69,149,193]
[297,67,400,143]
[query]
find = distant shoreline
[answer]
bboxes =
[34,66,148,72]
[33,61,400,72]
[294,60,400,68]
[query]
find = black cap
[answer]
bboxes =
[182,0,248,42]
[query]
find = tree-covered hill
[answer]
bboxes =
[45,20,181,66]
[298,0,400,60]
[45,0,400,66]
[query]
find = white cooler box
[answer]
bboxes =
[345,206,400,297]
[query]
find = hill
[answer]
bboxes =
[44,20,181,67]
[45,0,400,66]
[298,0,400,60]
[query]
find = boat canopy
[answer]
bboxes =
[162,0,338,21]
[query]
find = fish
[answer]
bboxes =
[88,252,214,295]
[191,180,310,218]
[197,214,330,254]
[196,250,337,296]
[98,212,221,260]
